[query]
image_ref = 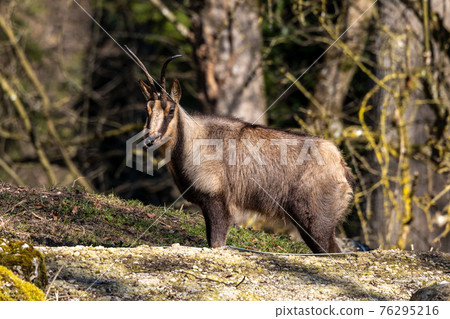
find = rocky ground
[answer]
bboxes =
[39,244,449,301]
[1,182,449,301]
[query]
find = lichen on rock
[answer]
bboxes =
[0,265,45,301]
[0,238,48,289]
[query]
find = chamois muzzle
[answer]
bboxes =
[144,133,162,148]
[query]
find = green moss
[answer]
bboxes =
[0,239,48,289]
[1,183,313,253]
[339,57,356,73]
[0,265,45,301]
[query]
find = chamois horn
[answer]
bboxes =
[124,45,158,100]
[160,55,182,100]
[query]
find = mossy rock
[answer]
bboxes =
[0,265,45,301]
[0,239,48,289]
[410,282,450,301]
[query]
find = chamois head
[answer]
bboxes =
[126,47,182,147]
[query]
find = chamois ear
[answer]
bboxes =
[170,79,182,103]
[138,79,153,101]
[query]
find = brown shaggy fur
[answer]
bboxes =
[137,66,354,253]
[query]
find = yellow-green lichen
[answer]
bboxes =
[0,239,48,289]
[0,265,45,301]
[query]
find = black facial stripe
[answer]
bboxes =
[159,110,174,136]
[161,100,175,113]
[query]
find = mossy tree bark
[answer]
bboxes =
[367,0,450,251]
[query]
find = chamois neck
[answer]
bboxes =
[178,106,198,142]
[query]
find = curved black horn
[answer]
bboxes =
[125,45,158,99]
[160,55,182,100]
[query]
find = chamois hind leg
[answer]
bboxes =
[199,198,231,248]
[290,203,343,254]
[317,181,353,253]
[295,220,340,253]
[292,178,351,253]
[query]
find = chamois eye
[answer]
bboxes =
[168,107,175,115]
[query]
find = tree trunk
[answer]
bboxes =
[309,0,373,137]
[191,0,266,124]
[368,0,450,251]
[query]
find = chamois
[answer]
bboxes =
[128,50,355,253]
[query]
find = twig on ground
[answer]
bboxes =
[45,264,65,299]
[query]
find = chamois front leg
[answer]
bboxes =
[199,199,231,248]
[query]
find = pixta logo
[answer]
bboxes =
[126,129,171,175]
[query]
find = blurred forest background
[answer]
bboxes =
[0,0,449,251]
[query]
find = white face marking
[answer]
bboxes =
[149,101,164,135]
